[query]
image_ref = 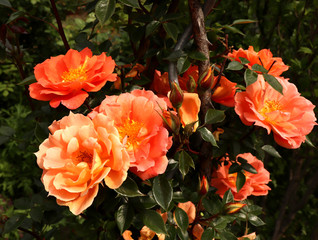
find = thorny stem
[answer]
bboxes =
[49,0,70,51]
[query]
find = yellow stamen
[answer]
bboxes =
[75,151,92,166]
[61,57,89,82]
[260,100,282,121]
[117,119,144,148]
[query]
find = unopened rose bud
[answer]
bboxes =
[224,202,246,215]
[198,66,214,90]
[162,110,180,134]
[199,175,209,195]
[169,82,184,110]
[187,75,197,93]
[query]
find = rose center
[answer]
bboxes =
[74,151,92,166]
[61,58,88,82]
[260,100,282,116]
[117,119,144,148]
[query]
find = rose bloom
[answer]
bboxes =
[211,153,271,201]
[235,75,316,149]
[151,70,171,96]
[29,48,116,109]
[178,93,201,131]
[211,75,237,107]
[89,89,172,180]
[228,46,289,77]
[35,112,130,215]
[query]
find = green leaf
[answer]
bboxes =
[145,20,160,37]
[198,127,218,147]
[244,69,258,86]
[115,177,145,197]
[223,25,245,36]
[152,175,173,211]
[251,64,268,73]
[143,210,167,234]
[0,126,15,145]
[261,145,282,158]
[164,50,186,61]
[202,195,223,215]
[116,204,134,233]
[226,61,243,71]
[175,207,189,233]
[305,136,316,148]
[95,0,116,25]
[239,57,250,65]
[201,227,215,240]
[0,0,11,8]
[178,150,195,178]
[236,171,246,192]
[205,109,225,124]
[299,47,313,54]
[177,57,191,74]
[222,189,234,204]
[219,231,237,240]
[3,214,27,234]
[263,74,283,94]
[118,0,140,8]
[188,51,208,61]
[163,22,179,42]
[30,207,43,222]
[241,163,257,174]
[248,214,265,226]
[6,11,24,24]
[232,19,257,25]
[17,75,36,86]
[228,162,241,174]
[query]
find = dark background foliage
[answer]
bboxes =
[0,0,317,239]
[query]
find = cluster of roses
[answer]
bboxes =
[29,46,316,238]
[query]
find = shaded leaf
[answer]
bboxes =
[175,207,189,233]
[248,214,265,226]
[236,171,246,192]
[115,177,145,197]
[198,127,218,147]
[95,0,116,25]
[227,61,243,71]
[232,19,257,25]
[178,150,195,178]
[164,50,186,61]
[3,214,27,234]
[299,47,313,54]
[205,109,225,124]
[152,175,173,211]
[244,69,258,86]
[228,163,241,174]
[30,207,43,222]
[222,189,234,204]
[261,145,282,158]
[163,22,178,42]
[177,56,191,74]
[239,57,250,65]
[305,136,316,148]
[263,74,283,94]
[251,64,268,73]
[219,231,237,240]
[17,75,36,86]
[116,204,134,233]
[188,51,208,61]
[223,25,245,35]
[0,0,11,8]
[201,227,215,240]
[143,210,167,234]
[241,163,257,174]
[118,0,140,8]
[145,20,160,37]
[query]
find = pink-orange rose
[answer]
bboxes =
[228,46,289,77]
[178,93,201,131]
[211,153,271,201]
[30,48,116,109]
[89,89,172,180]
[36,112,130,215]
[235,75,316,149]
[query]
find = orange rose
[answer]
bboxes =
[178,93,201,131]
[36,112,130,215]
[30,48,116,109]
[89,89,172,180]
[237,232,257,240]
[235,75,316,148]
[211,76,237,107]
[211,153,271,201]
[228,46,289,77]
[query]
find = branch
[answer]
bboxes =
[49,0,70,51]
